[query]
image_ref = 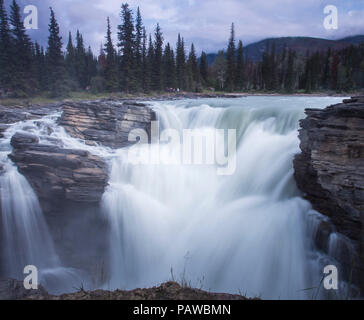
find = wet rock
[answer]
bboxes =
[0,104,61,125]
[9,132,108,206]
[294,96,364,290]
[59,100,156,149]
[0,124,8,138]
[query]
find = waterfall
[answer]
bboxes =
[0,96,346,298]
[102,97,345,299]
[0,116,90,295]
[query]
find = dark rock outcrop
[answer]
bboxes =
[59,100,155,148]
[3,281,251,300]
[9,132,108,207]
[0,103,61,124]
[294,96,364,289]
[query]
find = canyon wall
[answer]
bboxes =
[294,96,364,290]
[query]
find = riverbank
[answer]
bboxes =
[0,90,360,107]
[0,279,252,300]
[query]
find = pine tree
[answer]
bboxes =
[176,34,186,91]
[199,51,209,86]
[46,7,66,97]
[65,32,77,84]
[235,40,244,90]
[152,23,163,91]
[134,7,143,91]
[33,42,47,92]
[75,30,88,89]
[9,0,33,96]
[163,42,176,90]
[104,17,118,92]
[226,23,236,92]
[118,3,135,93]
[145,33,154,92]
[0,0,13,92]
[187,43,199,92]
[86,46,97,86]
[141,27,148,92]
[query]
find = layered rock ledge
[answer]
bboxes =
[59,100,156,148]
[294,96,364,289]
[9,132,108,209]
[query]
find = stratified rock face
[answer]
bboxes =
[9,132,108,207]
[59,100,155,149]
[294,96,364,288]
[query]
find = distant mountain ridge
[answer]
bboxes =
[205,35,364,64]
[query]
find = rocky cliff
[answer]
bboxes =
[294,96,364,289]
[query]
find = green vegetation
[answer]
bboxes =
[1,1,364,100]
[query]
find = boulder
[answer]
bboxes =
[294,96,364,289]
[59,100,156,149]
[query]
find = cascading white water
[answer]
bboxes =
[0,115,94,294]
[0,97,346,298]
[102,96,345,299]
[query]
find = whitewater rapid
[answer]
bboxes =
[0,97,346,299]
[101,97,344,299]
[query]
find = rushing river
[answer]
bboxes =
[0,96,346,299]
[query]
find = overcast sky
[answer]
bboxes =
[5,0,364,54]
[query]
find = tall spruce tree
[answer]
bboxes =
[152,23,163,91]
[118,3,135,93]
[134,7,143,91]
[104,17,118,92]
[163,42,176,89]
[199,51,209,86]
[187,43,199,92]
[75,30,88,89]
[9,0,33,95]
[65,32,77,84]
[141,27,148,91]
[46,7,65,97]
[226,23,236,92]
[235,40,244,90]
[145,34,154,92]
[176,34,186,90]
[0,0,13,92]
